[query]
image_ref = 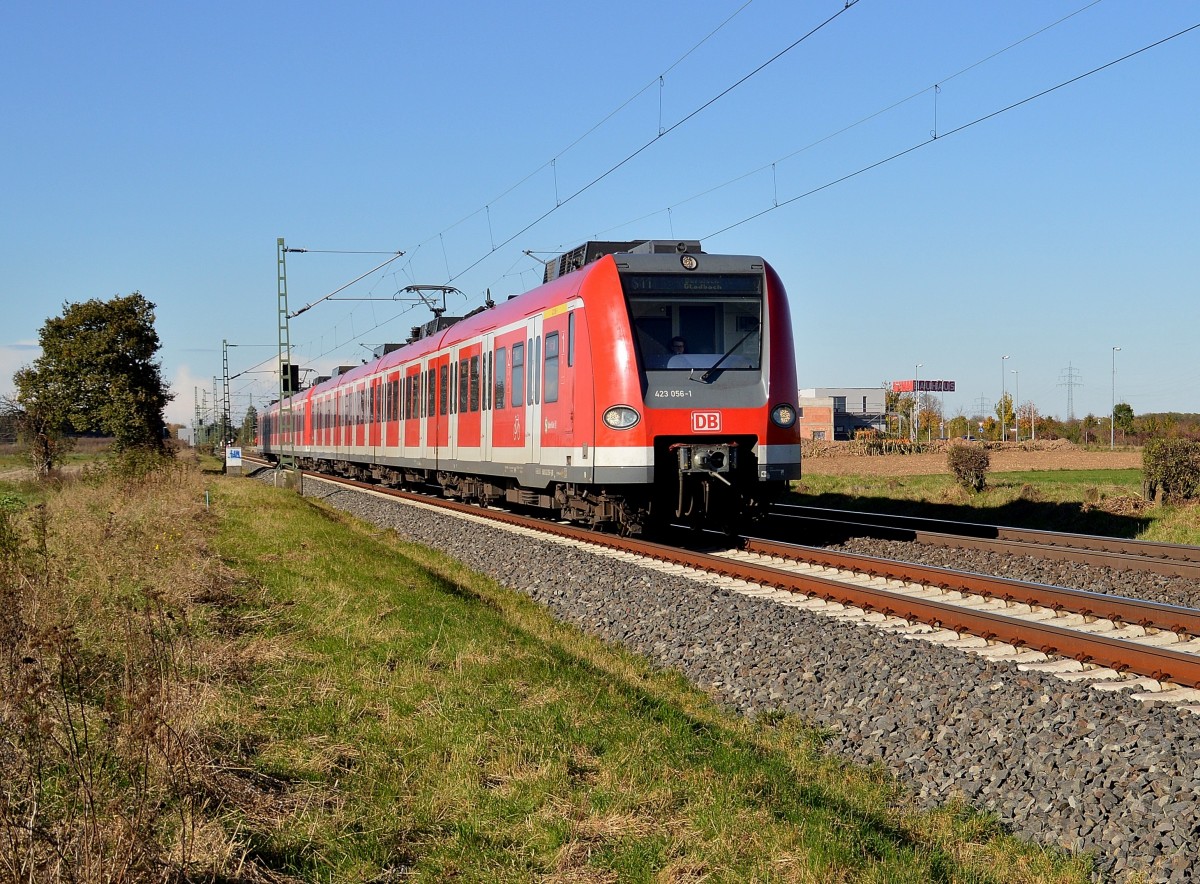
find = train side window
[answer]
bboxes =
[544,332,559,403]
[439,363,449,416]
[567,312,575,367]
[495,347,507,409]
[427,368,435,417]
[458,358,469,413]
[511,343,524,407]
[469,355,480,412]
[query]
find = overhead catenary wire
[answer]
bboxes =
[702,21,1200,241]
[441,2,860,286]
[288,251,406,318]
[270,1,857,374]
[569,0,1107,244]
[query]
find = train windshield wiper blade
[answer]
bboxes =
[699,324,759,384]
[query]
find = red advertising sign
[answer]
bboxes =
[893,379,956,393]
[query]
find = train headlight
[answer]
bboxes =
[603,405,641,429]
[771,404,797,428]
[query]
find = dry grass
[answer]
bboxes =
[0,456,284,882]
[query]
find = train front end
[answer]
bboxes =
[588,241,801,531]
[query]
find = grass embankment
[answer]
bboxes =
[1,461,1095,881]
[793,468,1200,545]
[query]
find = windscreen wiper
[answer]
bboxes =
[698,323,760,384]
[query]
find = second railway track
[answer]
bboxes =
[772,503,1200,579]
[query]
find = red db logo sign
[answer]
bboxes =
[691,411,721,432]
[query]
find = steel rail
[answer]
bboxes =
[741,538,1200,638]
[254,462,1200,689]
[772,505,1200,579]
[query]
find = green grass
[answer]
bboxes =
[207,477,1093,882]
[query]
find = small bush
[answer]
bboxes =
[947,444,990,492]
[1143,438,1200,502]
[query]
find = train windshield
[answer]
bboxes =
[623,272,763,372]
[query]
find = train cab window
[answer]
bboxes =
[439,364,449,416]
[458,358,469,413]
[567,312,575,367]
[511,343,524,407]
[495,347,507,409]
[623,272,763,372]
[469,355,480,412]
[544,332,559,403]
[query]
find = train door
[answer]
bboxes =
[525,315,543,466]
[384,371,400,450]
[369,376,383,455]
[405,365,421,451]
[480,333,494,465]
[425,353,450,468]
[538,312,575,461]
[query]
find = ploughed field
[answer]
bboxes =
[800,443,1141,476]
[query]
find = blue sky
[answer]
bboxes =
[2,1,1197,432]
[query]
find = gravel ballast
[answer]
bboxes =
[292,480,1200,882]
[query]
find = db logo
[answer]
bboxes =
[691,411,721,432]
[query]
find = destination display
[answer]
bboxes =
[622,273,762,296]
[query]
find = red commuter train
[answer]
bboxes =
[259,239,801,534]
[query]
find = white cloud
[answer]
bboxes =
[0,342,40,399]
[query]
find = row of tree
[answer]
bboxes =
[883,386,1200,445]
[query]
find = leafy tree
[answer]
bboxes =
[994,393,1014,441]
[1080,414,1099,446]
[241,405,258,445]
[1113,402,1134,441]
[13,292,173,472]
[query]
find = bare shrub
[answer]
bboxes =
[947,444,990,492]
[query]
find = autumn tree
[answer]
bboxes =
[994,393,1014,441]
[13,292,173,473]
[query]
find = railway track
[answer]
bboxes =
[251,459,1200,707]
[771,503,1200,579]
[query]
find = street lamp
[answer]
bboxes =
[1111,346,1121,449]
[1011,369,1019,442]
[1001,355,1010,442]
[913,363,923,442]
